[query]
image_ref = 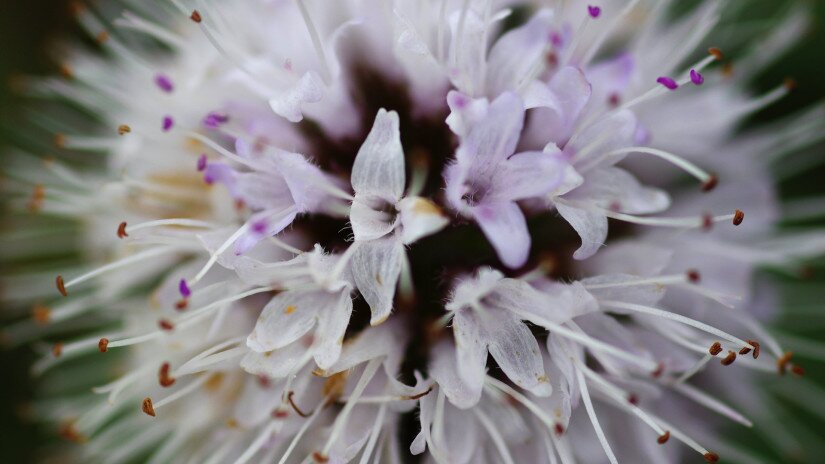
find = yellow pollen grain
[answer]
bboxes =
[284,305,296,314]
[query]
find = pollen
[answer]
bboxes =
[554,423,565,436]
[175,299,189,311]
[142,397,156,417]
[59,422,87,443]
[687,269,701,284]
[284,305,296,314]
[96,30,109,44]
[651,362,665,378]
[791,365,805,377]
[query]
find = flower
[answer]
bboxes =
[2,1,825,463]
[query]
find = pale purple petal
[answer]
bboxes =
[472,201,531,268]
[351,109,406,201]
[555,202,608,260]
[268,71,325,122]
[246,290,326,352]
[351,237,404,326]
[312,289,353,369]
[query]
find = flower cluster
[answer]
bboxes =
[3,1,825,463]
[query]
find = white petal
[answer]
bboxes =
[351,237,404,325]
[472,201,531,268]
[452,309,488,399]
[350,197,398,241]
[246,290,327,352]
[268,71,324,122]
[580,274,667,308]
[445,91,489,137]
[397,196,449,244]
[351,109,405,201]
[486,9,555,95]
[555,202,607,260]
[240,341,307,378]
[430,340,483,409]
[577,167,670,215]
[313,289,353,370]
[483,310,552,396]
[491,279,598,326]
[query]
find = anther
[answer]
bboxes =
[54,133,66,148]
[158,362,176,387]
[627,394,639,406]
[732,209,744,226]
[687,269,701,284]
[58,64,73,79]
[117,222,128,238]
[791,365,805,377]
[179,279,191,298]
[702,214,713,230]
[312,452,329,463]
[52,342,64,357]
[59,422,86,443]
[587,5,601,18]
[783,78,797,91]
[720,350,736,366]
[651,362,665,378]
[708,47,724,61]
[657,431,670,444]
[709,342,722,356]
[56,275,68,297]
[197,154,207,172]
[656,76,679,90]
[96,30,109,44]
[162,116,174,132]
[98,338,109,353]
[175,299,188,311]
[690,69,704,86]
[158,319,175,331]
[32,304,51,325]
[777,351,793,375]
[738,346,751,355]
[704,452,720,463]
[271,409,289,419]
[142,397,156,417]
[154,74,174,93]
[287,391,311,418]
[554,423,565,436]
[190,10,202,23]
[721,63,734,78]
[701,175,718,192]
[403,387,434,400]
[747,340,760,359]
[117,125,131,136]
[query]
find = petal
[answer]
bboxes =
[576,167,670,215]
[524,66,592,144]
[397,196,449,244]
[233,208,298,256]
[484,310,552,396]
[445,91,489,137]
[430,340,483,409]
[555,202,607,260]
[580,274,667,308]
[570,109,638,172]
[271,150,338,213]
[240,340,307,378]
[490,278,598,326]
[351,237,404,326]
[459,92,525,171]
[489,150,569,201]
[246,290,327,352]
[351,109,405,201]
[268,71,324,122]
[313,289,353,370]
[472,201,530,268]
[486,9,555,95]
[349,197,398,241]
[582,241,673,277]
[452,309,488,400]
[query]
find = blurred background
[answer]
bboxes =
[1,0,824,462]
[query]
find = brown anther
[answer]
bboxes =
[190,10,202,23]
[95,30,109,44]
[29,184,46,212]
[627,394,639,406]
[791,365,805,377]
[720,350,737,366]
[739,346,752,355]
[117,221,129,238]
[545,51,558,67]
[686,269,701,284]
[783,78,797,91]
[704,452,720,463]
[32,304,51,325]
[98,338,109,353]
[608,93,621,107]
[58,64,73,79]
[271,409,289,419]
[312,452,329,463]
[117,124,131,136]
[158,362,176,387]
[651,362,665,378]
[141,397,156,417]
[257,375,271,388]
[777,351,793,375]
[54,133,66,148]
[708,47,724,61]
[709,342,723,356]
[225,418,239,429]
[732,209,744,226]
[702,213,713,230]
[403,387,434,401]
[748,340,760,359]
[554,423,565,436]
[287,391,311,418]
[59,422,87,443]
[721,62,734,78]
[657,431,670,444]
[158,319,175,331]
[174,299,188,311]
[52,342,64,357]
[56,275,68,297]
[701,175,718,192]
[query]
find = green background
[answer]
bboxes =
[1,0,824,462]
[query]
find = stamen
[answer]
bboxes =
[657,431,670,444]
[142,397,156,417]
[117,222,128,239]
[52,342,63,357]
[575,368,618,464]
[321,359,381,455]
[720,350,736,366]
[595,147,716,189]
[708,47,724,61]
[294,0,332,83]
[287,391,311,418]
[475,408,517,464]
[159,362,176,387]
[748,340,760,359]
[60,246,174,291]
[98,338,109,353]
[671,382,752,427]
[791,365,805,376]
[56,275,67,297]
[777,351,793,375]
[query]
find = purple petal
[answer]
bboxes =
[472,201,531,268]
